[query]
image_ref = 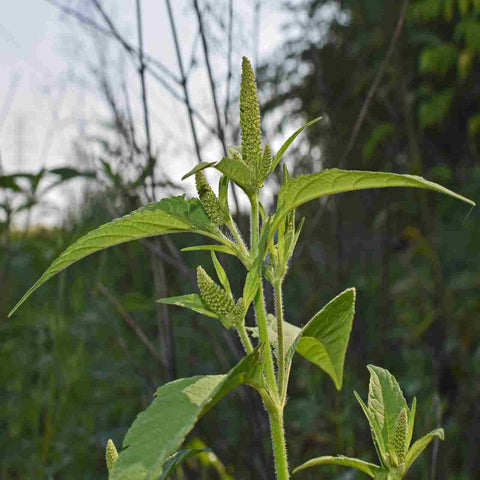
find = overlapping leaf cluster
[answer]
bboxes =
[294,366,445,479]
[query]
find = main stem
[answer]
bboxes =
[250,193,289,479]
[250,193,277,397]
[274,280,286,401]
[267,403,290,480]
[254,286,278,396]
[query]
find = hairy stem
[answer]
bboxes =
[227,217,250,261]
[237,323,254,354]
[267,403,290,480]
[250,194,259,255]
[274,281,286,402]
[254,285,278,398]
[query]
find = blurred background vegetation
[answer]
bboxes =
[1,0,480,478]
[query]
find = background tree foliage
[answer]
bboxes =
[1,0,479,479]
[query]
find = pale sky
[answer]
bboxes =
[0,0,293,225]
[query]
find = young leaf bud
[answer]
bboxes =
[240,57,262,170]
[392,408,408,464]
[231,149,245,165]
[258,144,273,187]
[228,145,243,161]
[106,439,119,470]
[195,171,226,226]
[197,266,237,328]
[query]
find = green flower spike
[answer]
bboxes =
[106,439,119,471]
[258,144,273,187]
[392,408,408,466]
[197,266,239,328]
[195,171,226,226]
[240,57,262,172]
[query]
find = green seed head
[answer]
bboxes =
[235,297,245,326]
[195,172,226,226]
[240,57,262,171]
[106,439,119,470]
[392,408,409,464]
[197,266,237,328]
[258,144,273,187]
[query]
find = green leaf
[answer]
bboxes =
[9,196,219,317]
[354,391,388,467]
[0,175,23,192]
[49,166,96,180]
[367,365,408,449]
[110,347,263,480]
[44,167,96,193]
[218,175,230,213]
[181,162,217,181]
[373,471,390,480]
[419,89,454,127]
[407,397,417,450]
[156,294,217,318]
[215,157,255,196]
[258,201,268,222]
[242,218,271,309]
[293,455,383,477]
[271,116,323,172]
[405,428,444,473]
[275,169,475,225]
[456,19,480,50]
[242,266,261,311]
[419,44,457,77]
[362,123,395,161]
[159,449,210,479]
[287,288,356,390]
[181,244,236,256]
[211,252,232,297]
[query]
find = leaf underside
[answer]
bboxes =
[181,161,217,180]
[293,455,383,477]
[215,157,254,195]
[354,391,388,467]
[9,196,217,317]
[110,347,263,480]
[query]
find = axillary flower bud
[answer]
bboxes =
[240,57,262,170]
[106,439,119,470]
[258,144,273,187]
[195,171,226,226]
[235,297,246,326]
[197,266,240,328]
[231,149,245,165]
[392,408,408,464]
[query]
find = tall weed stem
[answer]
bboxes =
[274,281,286,402]
[267,403,290,480]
